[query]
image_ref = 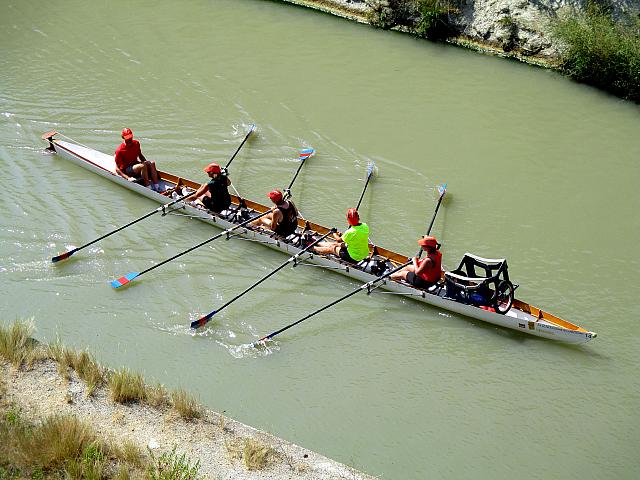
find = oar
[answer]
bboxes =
[191,228,337,329]
[355,161,377,211]
[417,183,447,259]
[283,148,315,198]
[110,210,270,288]
[51,124,256,263]
[254,183,447,345]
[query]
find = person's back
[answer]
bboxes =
[342,222,369,262]
[274,200,298,237]
[206,173,231,211]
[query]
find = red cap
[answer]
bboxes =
[121,128,133,140]
[418,236,437,248]
[346,208,360,226]
[268,189,283,204]
[203,162,221,174]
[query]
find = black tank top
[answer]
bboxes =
[206,175,231,211]
[275,201,298,236]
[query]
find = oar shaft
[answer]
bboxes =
[417,186,446,258]
[286,158,308,194]
[355,173,373,211]
[138,210,270,277]
[194,229,335,328]
[259,258,410,342]
[224,124,255,170]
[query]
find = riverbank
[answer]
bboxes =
[279,0,640,77]
[0,321,374,480]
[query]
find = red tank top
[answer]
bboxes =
[417,250,442,283]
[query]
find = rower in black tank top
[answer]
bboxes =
[274,200,298,237]
[203,174,232,212]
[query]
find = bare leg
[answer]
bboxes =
[146,160,159,184]
[251,212,273,228]
[390,265,414,281]
[132,163,149,186]
[314,242,341,256]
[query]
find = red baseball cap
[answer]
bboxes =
[268,189,283,204]
[121,128,133,140]
[203,163,221,174]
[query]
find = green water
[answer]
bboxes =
[1,1,639,478]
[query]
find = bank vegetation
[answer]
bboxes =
[0,320,372,480]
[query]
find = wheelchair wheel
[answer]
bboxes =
[494,280,514,314]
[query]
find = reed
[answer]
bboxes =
[242,438,274,471]
[146,382,171,409]
[170,388,203,420]
[0,319,41,368]
[109,368,147,404]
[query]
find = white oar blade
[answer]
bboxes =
[367,160,378,178]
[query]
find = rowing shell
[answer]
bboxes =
[42,132,597,344]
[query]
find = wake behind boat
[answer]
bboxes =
[42,130,597,345]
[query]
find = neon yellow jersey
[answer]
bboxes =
[342,223,369,261]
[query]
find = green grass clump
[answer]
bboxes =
[552,2,640,101]
[170,389,203,420]
[0,320,41,368]
[109,368,147,404]
[147,446,201,480]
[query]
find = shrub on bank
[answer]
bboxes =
[367,0,459,39]
[0,320,42,368]
[552,2,640,102]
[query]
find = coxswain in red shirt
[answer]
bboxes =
[114,128,160,191]
[250,189,299,237]
[391,235,443,289]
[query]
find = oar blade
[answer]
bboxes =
[51,250,75,263]
[438,183,447,197]
[110,272,140,289]
[366,160,378,178]
[190,311,215,329]
[299,148,315,160]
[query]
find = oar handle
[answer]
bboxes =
[224,124,255,171]
[138,209,270,277]
[193,228,336,328]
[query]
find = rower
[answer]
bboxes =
[185,162,232,213]
[314,208,369,264]
[391,235,442,289]
[114,128,160,191]
[251,189,299,237]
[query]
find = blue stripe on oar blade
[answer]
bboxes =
[299,148,315,160]
[110,272,139,289]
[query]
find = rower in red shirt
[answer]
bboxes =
[114,128,160,191]
[391,235,443,289]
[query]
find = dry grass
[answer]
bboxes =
[109,368,147,404]
[48,343,106,395]
[0,319,42,368]
[170,388,203,420]
[243,438,274,471]
[146,382,171,409]
[0,404,154,479]
[225,438,274,471]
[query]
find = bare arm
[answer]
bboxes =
[414,257,433,276]
[186,183,208,201]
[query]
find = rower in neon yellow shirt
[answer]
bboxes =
[314,208,370,263]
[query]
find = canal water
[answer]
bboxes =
[1,1,639,478]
